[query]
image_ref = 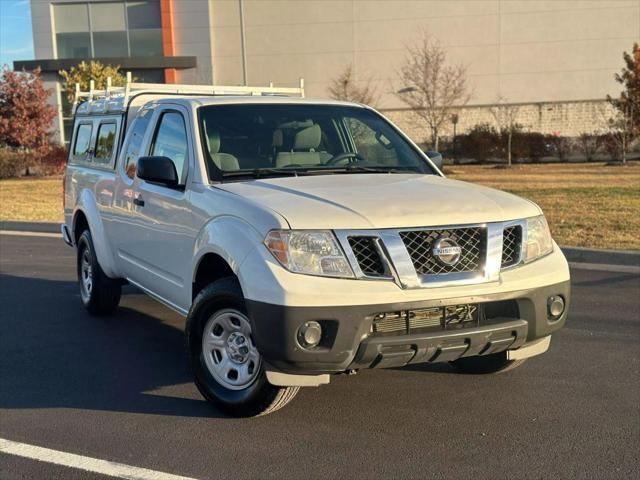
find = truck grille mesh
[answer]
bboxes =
[371,305,479,335]
[399,227,485,275]
[348,236,386,276]
[501,225,522,268]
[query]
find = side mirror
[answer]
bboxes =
[426,151,443,170]
[136,156,179,187]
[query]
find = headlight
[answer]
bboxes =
[523,215,553,262]
[264,230,354,278]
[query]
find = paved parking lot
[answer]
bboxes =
[1,234,639,479]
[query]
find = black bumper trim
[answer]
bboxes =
[351,318,528,369]
[246,279,570,374]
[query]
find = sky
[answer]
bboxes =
[0,0,34,68]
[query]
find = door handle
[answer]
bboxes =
[133,196,145,207]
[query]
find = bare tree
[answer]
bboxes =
[490,97,521,167]
[396,34,470,151]
[596,101,634,164]
[577,132,601,162]
[328,64,379,107]
[605,104,635,164]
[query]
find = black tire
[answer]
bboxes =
[453,352,526,374]
[76,229,121,315]
[185,277,299,417]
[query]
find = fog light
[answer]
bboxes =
[547,295,565,319]
[297,321,322,348]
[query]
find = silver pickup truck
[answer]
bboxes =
[62,80,570,417]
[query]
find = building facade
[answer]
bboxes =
[15,0,640,145]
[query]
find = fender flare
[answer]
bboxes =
[73,189,119,278]
[190,215,266,298]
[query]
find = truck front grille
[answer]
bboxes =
[348,236,386,276]
[501,225,522,268]
[371,304,480,335]
[399,227,485,276]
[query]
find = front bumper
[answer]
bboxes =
[246,279,570,374]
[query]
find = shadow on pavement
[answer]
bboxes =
[0,273,230,419]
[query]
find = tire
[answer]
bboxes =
[453,351,526,374]
[76,229,121,315]
[185,277,299,417]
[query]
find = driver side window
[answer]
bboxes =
[344,117,398,165]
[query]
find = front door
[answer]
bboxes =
[113,105,197,311]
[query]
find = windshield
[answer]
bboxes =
[198,104,435,180]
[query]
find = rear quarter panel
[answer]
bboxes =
[64,165,119,277]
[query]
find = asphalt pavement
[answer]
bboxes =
[1,234,638,479]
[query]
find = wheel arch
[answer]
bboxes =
[192,253,239,300]
[190,215,266,303]
[72,189,119,278]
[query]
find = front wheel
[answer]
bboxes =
[453,351,526,374]
[185,278,299,417]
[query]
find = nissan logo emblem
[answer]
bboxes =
[432,237,462,266]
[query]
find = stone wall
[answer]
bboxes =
[383,99,616,146]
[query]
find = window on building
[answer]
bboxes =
[129,69,165,83]
[127,1,163,56]
[53,1,162,58]
[54,1,164,144]
[91,2,128,57]
[53,4,91,58]
[150,112,188,185]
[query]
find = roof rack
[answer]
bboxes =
[72,72,305,114]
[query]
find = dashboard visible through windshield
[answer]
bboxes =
[197,104,435,181]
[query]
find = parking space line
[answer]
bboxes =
[0,230,61,238]
[0,438,198,480]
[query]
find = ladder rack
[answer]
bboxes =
[72,72,305,114]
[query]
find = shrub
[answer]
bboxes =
[0,145,67,179]
[599,132,622,161]
[514,131,548,162]
[0,148,27,179]
[546,134,573,161]
[33,144,68,176]
[457,123,500,163]
[577,133,601,161]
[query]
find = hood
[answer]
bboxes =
[215,174,541,229]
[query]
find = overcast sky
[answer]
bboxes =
[0,0,34,69]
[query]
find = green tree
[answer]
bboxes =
[59,61,131,104]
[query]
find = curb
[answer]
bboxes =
[2,221,639,268]
[0,221,60,234]
[561,246,640,267]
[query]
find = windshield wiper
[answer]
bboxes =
[221,168,303,179]
[221,165,419,181]
[307,165,419,174]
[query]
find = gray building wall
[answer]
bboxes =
[207,0,639,138]
[27,0,640,143]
